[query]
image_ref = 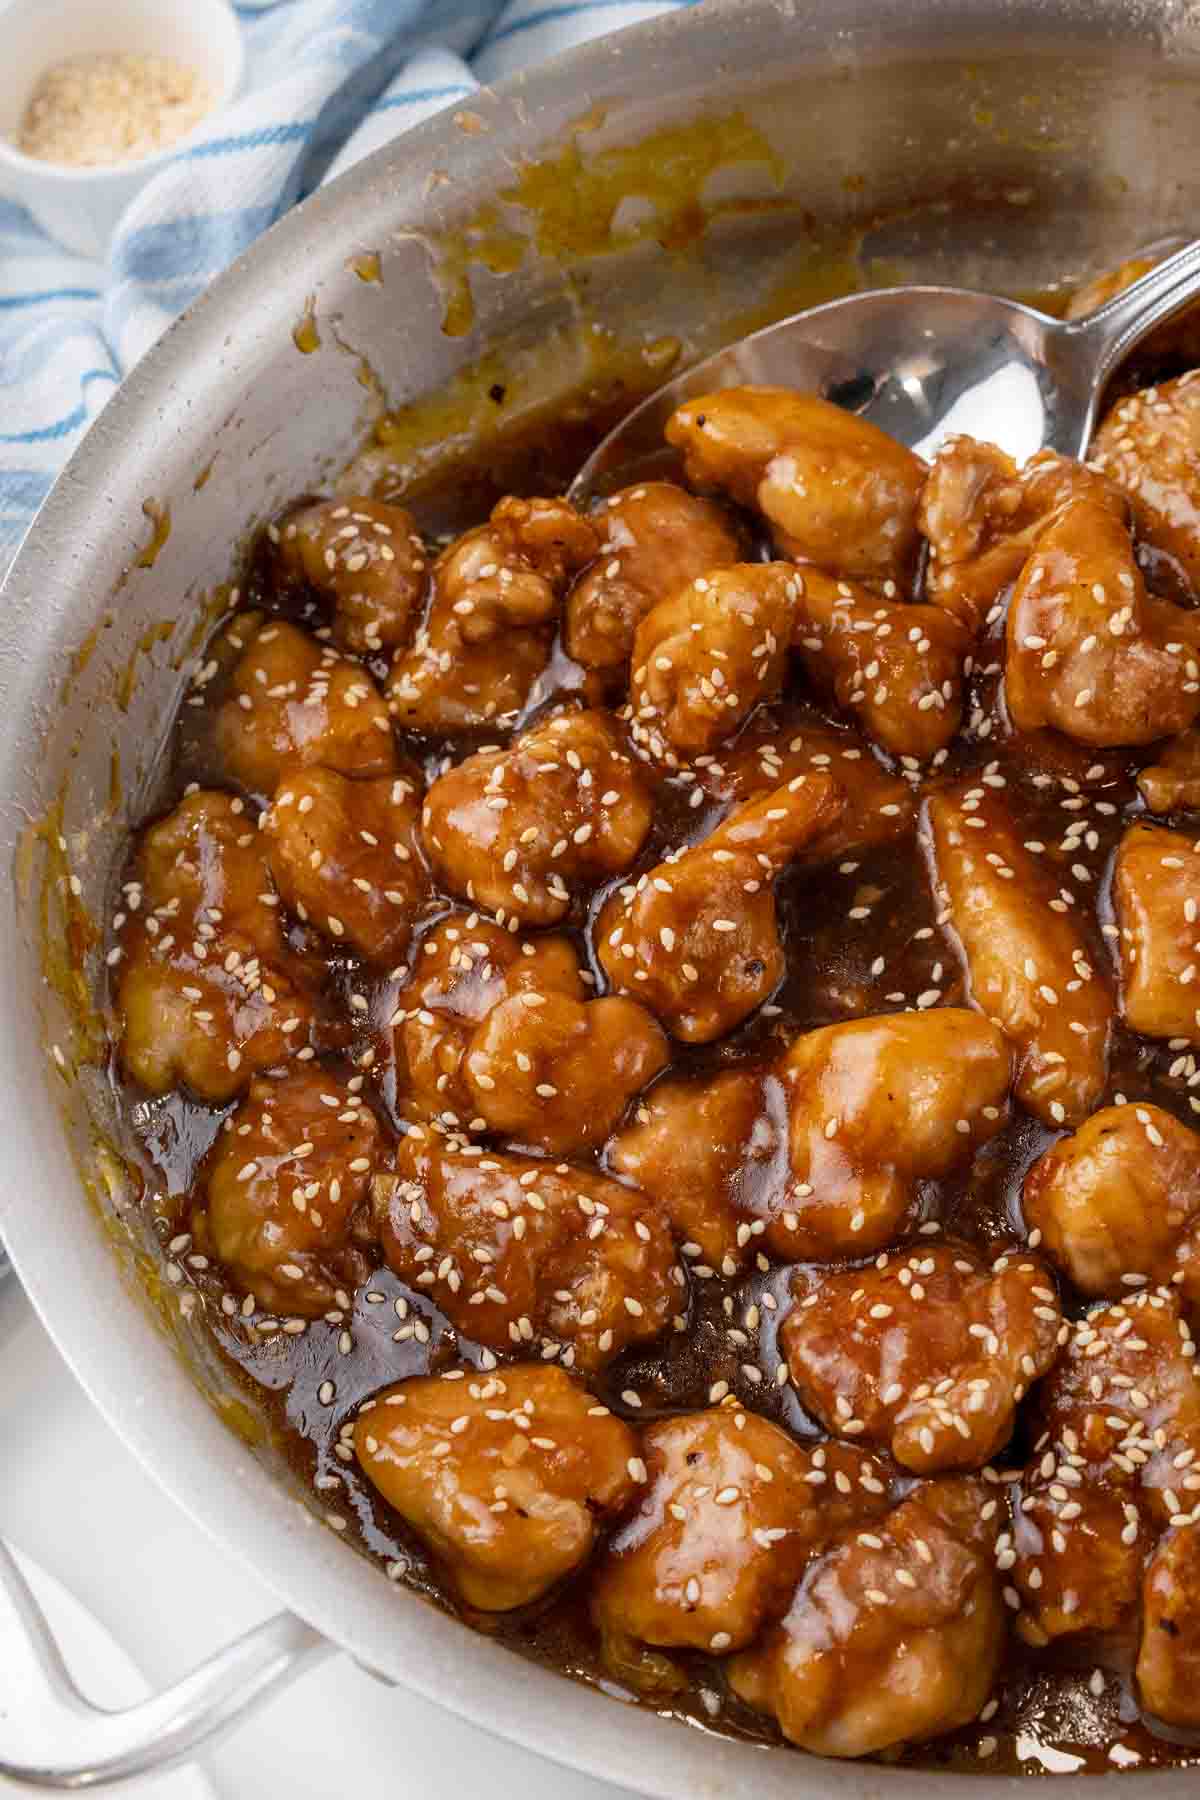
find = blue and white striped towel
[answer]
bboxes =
[0,0,691,577]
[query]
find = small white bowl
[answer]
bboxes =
[0,0,243,261]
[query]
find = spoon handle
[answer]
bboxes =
[1069,238,1200,392]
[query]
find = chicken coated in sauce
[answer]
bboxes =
[789,566,969,759]
[197,1067,380,1316]
[918,438,1121,632]
[696,705,916,862]
[422,709,653,927]
[392,911,585,1125]
[1023,1102,1200,1301]
[261,765,428,964]
[629,563,795,761]
[1113,821,1200,1044]
[564,481,742,674]
[590,1410,892,1686]
[728,1477,1004,1758]
[214,618,395,794]
[269,496,427,655]
[781,1242,1062,1473]
[354,1364,637,1610]
[666,387,925,584]
[1137,727,1200,813]
[1012,1290,1200,1650]
[386,495,597,731]
[374,1131,678,1370]
[1092,373,1200,594]
[776,1009,1012,1258]
[463,990,668,1154]
[1005,496,1200,746]
[607,1068,785,1278]
[115,789,320,1102]
[1137,1526,1200,1729]
[925,786,1112,1126]
[596,774,844,1042]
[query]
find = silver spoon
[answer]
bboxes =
[572,240,1200,501]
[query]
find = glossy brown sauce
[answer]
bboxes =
[105,320,1200,1778]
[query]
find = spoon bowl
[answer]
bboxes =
[572,241,1200,502]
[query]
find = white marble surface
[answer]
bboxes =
[0,1279,632,1800]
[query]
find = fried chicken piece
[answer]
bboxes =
[776,1010,1011,1259]
[1137,728,1200,813]
[115,790,319,1102]
[386,496,597,731]
[375,1133,677,1370]
[261,766,428,964]
[393,913,585,1125]
[1092,373,1200,593]
[607,1069,786,1277]
[629,563,795,762]
[696,705,915,862]
[198,1068,380,1316]
[1113,821,1200,1044]
[422,710,653,927]
[781,1243,1062,1474]
[1006,496,1200,746]
[269,496,427,654]
[1024,1102,1200,1302]
[918,438,1121,631]
[354,1365,636,1611]
[590,1412,892,1690]
[564,481,742,674]
[666,387,925,585]
[596,773,844,1042]
[925,786,1112,1126]
[728,1477,1004,1758]
[213,619,395,794]
[464,991,668,1154]
[1137,1526,1200,1729]
[1012,1290,1200,1646]
[790,567,969,760]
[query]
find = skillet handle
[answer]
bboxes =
[0,1535,334,1789]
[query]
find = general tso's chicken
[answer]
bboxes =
[924,787,1112,1126]
[564,481,743,674]
[781,1243,1062,1474]
[463,991,669,1154]
[918,438,1122,632]
[776,1010,1012,1259]
[1005,495,1200,745]
[1113,821,1200,1044]
[1023,1103,1200,1302]
[1092,374,1200,594]
[1137,728,1200,813]
[607,1069,785,1277]
[375,1132,677,1369]
[728,1478,1004,1759]
[789,568,969,760]
[697,706,915,863]
[666,388,925,586]
[354,1365,637,1611]
[198,1068,380,1315]
[422,710,653,927]
[116,790,319,1102]
[1012,1290,1200,1646]
[386,496,598,732]
[213,619,395,795]
[393,912,585,1125]
[596,774,844,1042]
[269,496,427,655]
[629,564,795,762]
[1136,1526,1200,1728]
[590,1411,892,1689]
[261,766,428,964]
